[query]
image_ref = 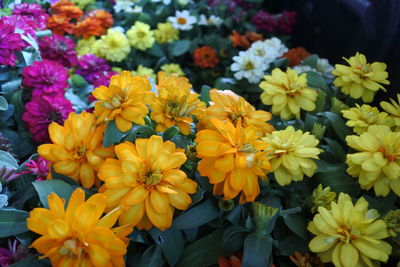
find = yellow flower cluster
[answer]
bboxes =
[161,63,185,76]
[94,29,131,62]
[154,22,180,44]
[126,21,155,51]
[308,193,392,267]
[380,94,400,131]
[131,65,156,80]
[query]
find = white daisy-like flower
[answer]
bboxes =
[199,14,223,27]
[114,0,135,13]
[316,58,334,75]
[293,65,315,74]
[151,0,172,5]
[261,37,288,60]
[231,51,267,84]
[132,5,143,13]
[168,10,197,31]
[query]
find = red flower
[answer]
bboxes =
[282,47,311,67]
[193,46,219,68]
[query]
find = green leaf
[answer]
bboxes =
[305,71,330,93]
[302,54,319,68]
[51,167,78,185]
[315,168,360,195]
[314,89,326,113]
[214,77,236,90]
[172,199,219,229]
[281,213,309,239]
[162,126,180,141]
[147,43,165,57]
[200,85,212,105]
[138,244,164,267]
[149,228,184,266]
[32,180,74,209]
[8,255,51,267]
[1,78,21,94]
[0,150,18,169]
[168,40,191,57]
[242,234,272,267]
[278,233,308,256]
[136,125,156,138]
[324,138,346,162]
[0,95,8,111]
[170,135,190,149]
[103,120,130,147]
[0,209,29,237]
[320,111,352,142]
[268,57,288,70]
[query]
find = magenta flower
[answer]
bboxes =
[18,156,49,181]
[12,2,48,30]
[276,11,297,34]
[1,15,38,46]
[0,239,32,266]
[92,70,118,88]
[0,20,24,66]
[39,35,78,68]
[75,54,111,83]
[251,10,277,32]
[22,60,69,96]
[22,94,73,143]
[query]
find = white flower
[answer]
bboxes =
[168,10,197,31]
[231,51,267,84]
[111,26,126,33]
[260,37,288,60]
[293,65,315,74]
[316,58,334,75]
[132,5,143,13]
[199,14,223,27]
[177,0,192,5]
[151,0,172,4]
[114,0,135,13]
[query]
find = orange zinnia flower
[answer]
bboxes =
[193,46,219,68]
[98,135,197,230]
[196,118,271,203]
[47,15,75,35]
[74,17,103,39]
[218,252,242,267]
[89,10,113,30]
[198,89,274,135]
[27,188,133,267]
[51,0,83,20]
[229,31,264,49]
[245,31,264,43]
[282,47,311,67]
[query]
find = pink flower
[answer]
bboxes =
[1,15,38,46]
[0,20,24,66]
[276,11,297,34]
[12,2,48,30]
[18,156,49,181]
[251,11,277,32]
[22,94,73,143]
[39,35,78,67]
[0,239,32,266]
[22,60,69,96]
[75,54,112,84]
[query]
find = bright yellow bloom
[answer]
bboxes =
[131,65,156,80]
[262,126,322,186]
[27,188,133,267]
[72,0,95,9]
[380,94,400,131]
[93,71,155,132]
[98,135,197,230]
[198,89,274,135]
[342,104,393,135]
[76,37,97,56]
[308,193,392,267]
[38,112,114,188]
[160,63,185,76]
[150,72,205,135]
[95,29,131,62]
[333,52,390,103]
[195,118,271,203]
[154,22,179,44]
[126,21,155,51]
[311,184,337,214]
[346,125,400,196]
[260,68,318,120]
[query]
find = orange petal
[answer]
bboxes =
[88,243,110,267]
[119,203,145,226]
[123,186,148,206]
[145,198,172,230]
[150,190,169,214]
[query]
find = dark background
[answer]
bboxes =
[264,0,400,104]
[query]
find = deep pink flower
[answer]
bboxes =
[75,54,111,84]
[0,20,24,66]
[12,2,48,30]
[22,60,69,96]
[1,15,37,46]
[39,35,78,67]
[0,239,32,266]
[92,70,118,88]
[276,11,297,34]
[251,10,277,32]
[22,95,73,143]
[18,156,49,181]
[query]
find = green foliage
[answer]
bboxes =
[32,180,74,209]
[0,209,29,237]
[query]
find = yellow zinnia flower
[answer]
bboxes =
[195,118,271,203]
[332,52,390,103]
[262,126,322,186]
[198,89,274,135]
[308,193,392,267]
[93,71,155,132]
[342,104,393,135]
[380,94,400,131]
[126,21,155,51]
[160,63,185,76]
[98,135,197,230]
[38,112,114,188]
[95,29,131,62]
[76,37,97,56]
[150,72,205,135]
[259,68,318,120]
[346,125,400,196]
[154,22,179,44]
[27,188,133,267]
[131,65,156,80]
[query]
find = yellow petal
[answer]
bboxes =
[145,197,172,230]
[341,243,359,267]
[150,190,169,214]
[47,193,66,219]
[80,163,95,189]
[167,188,192,210]
[48,219,70,239]
[119,203,145,226]
[124,186,148,206]
[88,243,110,267]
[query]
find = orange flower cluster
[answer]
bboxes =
[229,31,264,49]
[47,0,113,38]
[193,46,219,69]
[282,47,311,67]
[218,252,242,267]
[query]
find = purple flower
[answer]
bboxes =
[22,60,69,96]
[18,156,49,181]
[92,70,118,88]
[39,35,78,67]
[0,239,32,266]
[12,2,49,30]
[75,54,111,83]
[22,94,73,143]
[1,15,38,46]
[252,10,277,32]
[0,20,24,66]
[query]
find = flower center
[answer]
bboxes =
[137,31,146,38]
[337,226,357,243]
[58,239,86,257]
[103,93,124,109]
[355,64,369,73]
[378,147,399,162]
[73,146,87,160]
[177,17,187,25]
[239,143,258,153]
[244,61,254,70]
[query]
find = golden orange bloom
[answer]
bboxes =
[218,252,243,267]
[50,0,83,20]
[98,135,197,230]
[245,31,264,43]
[92,71,155,132]
[282,47,311,67]
[47,15,75,35]
[230,30,250,48]
[193,46,219,68]
[38,112,114,188]
[150,72,205,135]
[27,188,133,267]
[89,10,113,29]
[198,89,274,135]
[196,118,271,203]
[74,17,103,39]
